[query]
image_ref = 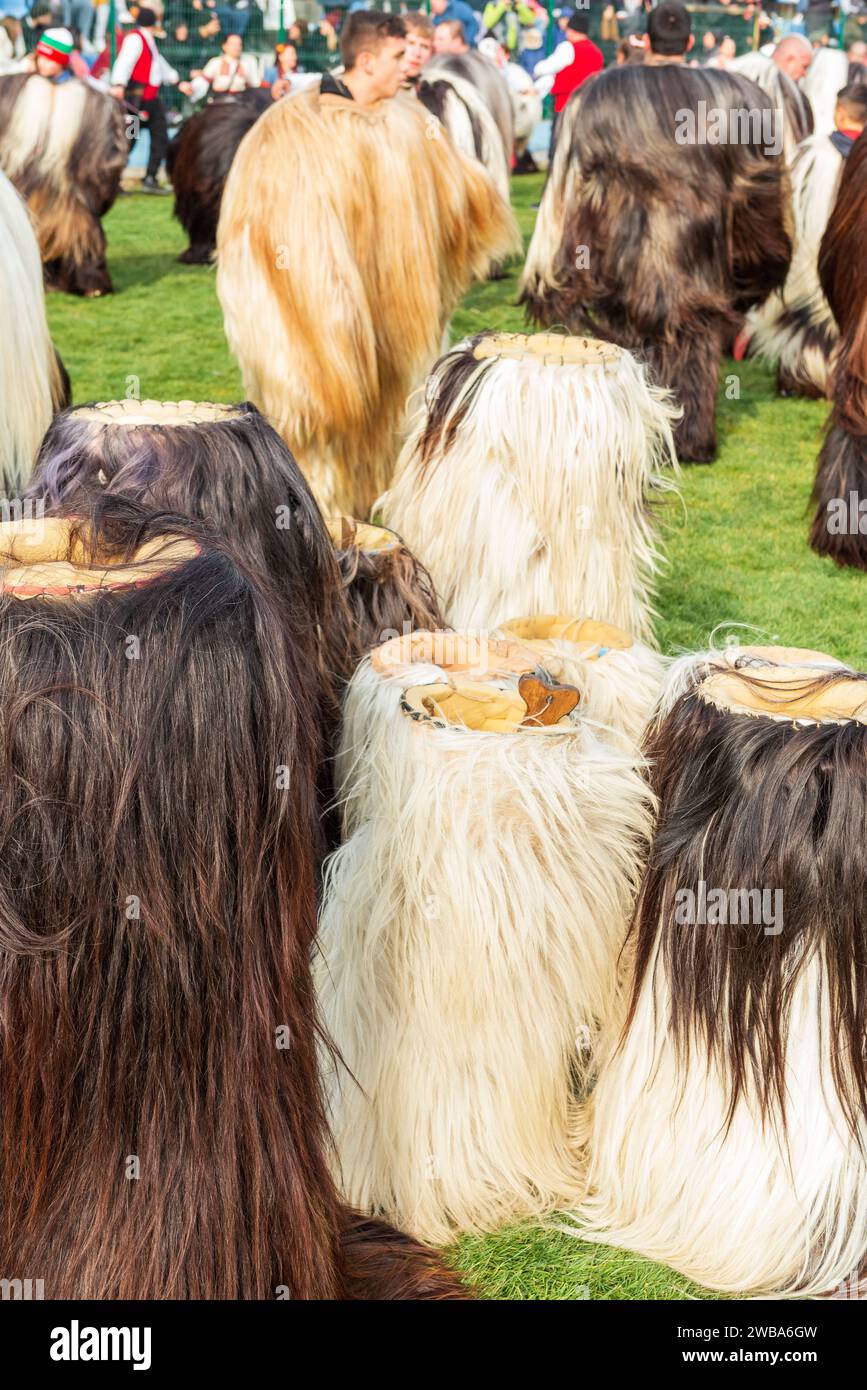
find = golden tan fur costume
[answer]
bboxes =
[216,86,520,518]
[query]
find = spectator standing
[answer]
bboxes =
[772,34,813,82]
[534,10,603,111]
[19,23,76,77]
[110,6,192,192]
[643,2,693,65]
[430,0,479,49]
[517,25,542,76]
[189,30,256,100]
[403,11,434,87]
[92,1,110,52]
[433,17,469,53]
[215,0,249,41]
[482,0,537,58]
[62,0,93,50]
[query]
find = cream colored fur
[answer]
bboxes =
[802,47,850,138]
[747,132,843,395]
[216,86,519,518]
[727,52,810,162]
[573,936,867,1297]
[377,338,679,642]
[2,75,87,184]
[418,70,510,204]
[0,171,60,491]
[318,644,654,1244]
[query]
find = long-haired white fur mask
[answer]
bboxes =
[571,643,867,1298]
[318,629,654,1245]
[377,332,680,642]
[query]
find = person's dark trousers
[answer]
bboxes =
[127,88,169,179]
[548,110,559,164]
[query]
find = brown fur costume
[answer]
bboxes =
[0,73,126,296]
[0,500,469,1299]
[327,515,445,656]
[168,89,272,265]
[810,130,867,567]
[519,65,792,462]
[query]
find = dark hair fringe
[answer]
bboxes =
[0,493,467,1299]
[520,65,791,462]
[168,91,271,265]
[810,131,867,566]
[334,517,445,653]
[26,402,357,851]
[625,666,867,1137]
[416,333,496,470]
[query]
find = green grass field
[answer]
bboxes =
[44,177,864,1299]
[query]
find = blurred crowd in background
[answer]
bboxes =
[1,0,865,189]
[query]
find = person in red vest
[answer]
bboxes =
[110,8,192,192]
[533,10,604,157]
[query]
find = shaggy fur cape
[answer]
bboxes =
[519,65,792,462]
[0,500,468,1298]
[168,89,271,264]
[378,331,679,641]
[318,631,654,1244]
[728,52,814,159]
[327,514,445,656]
[0,170,69,493]
[0,73,126,295]
[746,132,844,397]
[415,69,510,204]
[810,130,867,568]
[572,644,867,1297]
[26,399,353,688]
[25,400,357,852]
[801,47,851,138]
[427,50,514,164]
[216,85,519,518]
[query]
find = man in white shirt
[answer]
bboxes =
[110,7,192,191]
[188,33,258,103]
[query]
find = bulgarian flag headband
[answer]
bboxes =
[35,28,74,69]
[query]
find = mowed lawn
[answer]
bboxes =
[45,176,865,1300]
